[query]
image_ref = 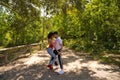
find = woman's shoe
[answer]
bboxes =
[47,64,53,70]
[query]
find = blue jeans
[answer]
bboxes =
[47,48,56,65]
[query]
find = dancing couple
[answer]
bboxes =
[46,31,64,75]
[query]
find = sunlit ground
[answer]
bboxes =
[0,48,120,80]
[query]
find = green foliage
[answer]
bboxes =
[0,0,120,54]
[80,0,120,52]
[59,0,120,53]
[0,0,43,47]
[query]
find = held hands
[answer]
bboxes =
[54,49,62,55]
[57,49,62,55]
[57,51,61,55]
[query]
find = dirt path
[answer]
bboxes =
[0,48,120,80]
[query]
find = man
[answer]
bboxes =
[53,31,64,75]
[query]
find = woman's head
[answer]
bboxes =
[47,32,54,39]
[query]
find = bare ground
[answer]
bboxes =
[0,48,120,80]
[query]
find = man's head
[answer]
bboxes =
[53,31,59,38]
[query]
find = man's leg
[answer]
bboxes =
[58,55,63,69]
[54,50,63,69]
[58,54,64,74]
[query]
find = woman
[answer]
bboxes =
[46,32,57,69]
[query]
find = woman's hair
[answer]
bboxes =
[47,32,53,39]
[53,31,58,35]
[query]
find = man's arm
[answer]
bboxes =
[57,43,63,55]
[60,43,63,51]
[59,38,63,51]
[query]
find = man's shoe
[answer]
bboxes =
[58,70,64,75]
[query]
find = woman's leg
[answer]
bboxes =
[53,50,59,66]
[49,57,54,65]
[47,48,57,65]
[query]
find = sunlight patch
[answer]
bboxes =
[24,54,49,65]
[87,61,120,80]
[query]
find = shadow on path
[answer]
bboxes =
[0,48,120,80]
[0,62,105,80]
